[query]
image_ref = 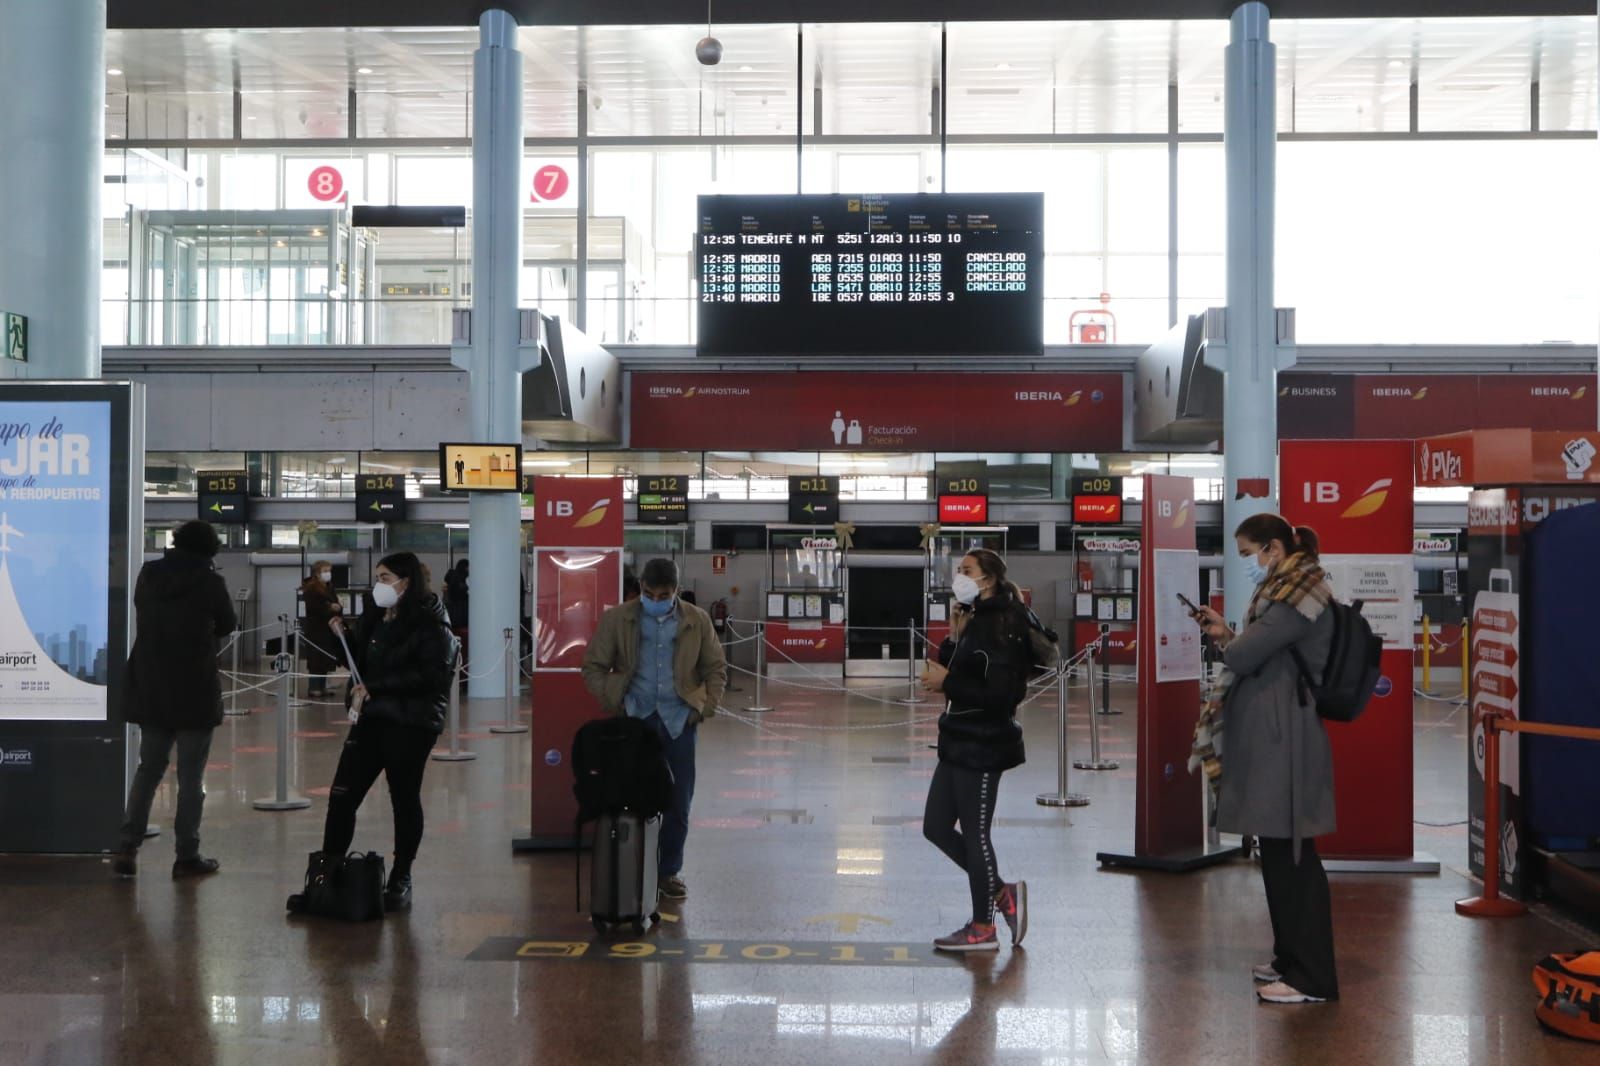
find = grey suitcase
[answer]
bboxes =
[590,812,661,934]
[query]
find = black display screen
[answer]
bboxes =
[787,475,840,526]
[696,193,1044,356]
[198,470,249,525]
[356,474,406,523]
[636,475,689,525]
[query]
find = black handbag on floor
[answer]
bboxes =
[286,850,386,922]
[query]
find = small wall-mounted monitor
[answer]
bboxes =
[439,443,524,493]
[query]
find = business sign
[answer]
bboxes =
[440,442,522,492]
[3,312,25,363]
[1281,373,1596,441]
[1282,439,1416,861]
[283,159,363,208]
[355,473,406,522]
[1080,537,1139,554]
[635,475,689,525]
[764,622,844,664]
[198,469,249,525]
[527,158,576,209]
[0,402,112,721]
[788,475,839,526]
[632,372,1123,452]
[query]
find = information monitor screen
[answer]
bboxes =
[696,193,1043,356]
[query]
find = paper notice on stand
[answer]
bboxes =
[1153,549,1203,683]
[1320,555,1415,650]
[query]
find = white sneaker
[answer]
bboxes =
[1252,963,1281,983]
[1257,981,1327,1004]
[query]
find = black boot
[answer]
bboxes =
[384,870,413,912]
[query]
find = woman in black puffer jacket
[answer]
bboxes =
[920,548,1049,953]
[321,551,456,911]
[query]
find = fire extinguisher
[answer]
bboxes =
[711,598,729,636]
[1076,560,1094,594]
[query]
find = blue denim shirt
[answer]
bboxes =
[625,605,695,739]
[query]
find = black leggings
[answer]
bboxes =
[923,761,1004,925]
[321,718,437,876]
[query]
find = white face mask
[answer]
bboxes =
[951,572,982,605]
[318,571,332,584]
[372,581,401,609]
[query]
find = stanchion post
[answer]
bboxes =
[898,619,928,705]
[722,619,741,692]
[225,633,245,716]
[433,645,477,762]
[1097,622,1120,715]
[1038,661,1090,807]
[253,615,311,812]
[1456,712,1528,917]
[747,620,774,713]
[490,627,530,734]
[1421,614,1432,693]
[1075,641,1120,772]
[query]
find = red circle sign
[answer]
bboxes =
[307,165,344,202]
[530,164,570,203]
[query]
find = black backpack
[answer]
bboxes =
[1289,599,1383,723]
[571,716,675,823]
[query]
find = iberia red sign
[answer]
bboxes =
[532,475,623,547]
[1280,440,1413,555]
[1073,495,1123,524]
[763,622,843,664]
[631,372,1123,451]
[1280,373,1595,441]
[938,495,988,524]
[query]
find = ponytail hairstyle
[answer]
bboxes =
[1234,513,1320,560]
[963,548,1022,602]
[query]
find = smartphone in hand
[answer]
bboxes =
[1174,592,1203,621]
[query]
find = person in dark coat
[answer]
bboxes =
[443,559,469,629]
[318,551,456,912]
[114,520,237,880]
[299,560,343,696]
[919,548,1047,953]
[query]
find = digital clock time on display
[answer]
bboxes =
[696,193,1043,356]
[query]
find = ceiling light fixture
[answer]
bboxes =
[107,67,123,76]
[357,66,373,75]
[696,0,723,66]
[739,65,753,72]
[994,62,1012,71]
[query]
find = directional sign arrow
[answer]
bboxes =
[1472,671,1519,703]
[1472,607,1519,637]
[369,501,383,512]
[1474,642,1519,670]
[209,502,223,514]
[803,913,892,935]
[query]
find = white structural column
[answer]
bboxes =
[466,10,526,699]
[1220,2,1278,624]
[0,0,105,379]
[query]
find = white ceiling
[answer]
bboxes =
[104,16,1597,141]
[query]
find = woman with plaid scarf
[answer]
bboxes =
[1190,513,1339,1005]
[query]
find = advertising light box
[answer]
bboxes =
[440,442,523,493]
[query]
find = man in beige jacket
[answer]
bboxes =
[581,558,727,901]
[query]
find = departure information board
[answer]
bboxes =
[636,475,689,525]
[697,193,1044,356]
[198,470,249,525]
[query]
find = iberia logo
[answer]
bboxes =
[682,387,697,399]
[1412,387,1429,401]
[1340,479,1392,519]
[572,497,612,528]
[815,638,828,650]
[1064,390,1083,407]
[1170,499,1192,530]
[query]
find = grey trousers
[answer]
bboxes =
[120,725,215,860]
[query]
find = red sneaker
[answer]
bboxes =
[933,922,999,953]
[994,881,1028,946]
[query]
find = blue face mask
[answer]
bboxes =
[1243,552,1271,586]
[640,595,675,618]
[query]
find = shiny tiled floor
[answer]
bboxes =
[4,674,1598,1065]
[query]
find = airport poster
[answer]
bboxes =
[0,401,112,721]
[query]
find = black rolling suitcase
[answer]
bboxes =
[590,812,661,935]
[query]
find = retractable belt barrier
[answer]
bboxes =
[1456,712,1600,919]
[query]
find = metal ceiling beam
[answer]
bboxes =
[109,2,1592,31]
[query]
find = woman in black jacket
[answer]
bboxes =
[920,548,1038,952]
[321,552,455,911]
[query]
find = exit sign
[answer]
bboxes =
[3,312,25,362]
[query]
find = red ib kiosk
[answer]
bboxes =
[515,476,624,850]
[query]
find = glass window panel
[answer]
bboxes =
[394,154,472,206]
[803,23,940,137]
[1279,140,1599,343]
[219,154,279,210]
